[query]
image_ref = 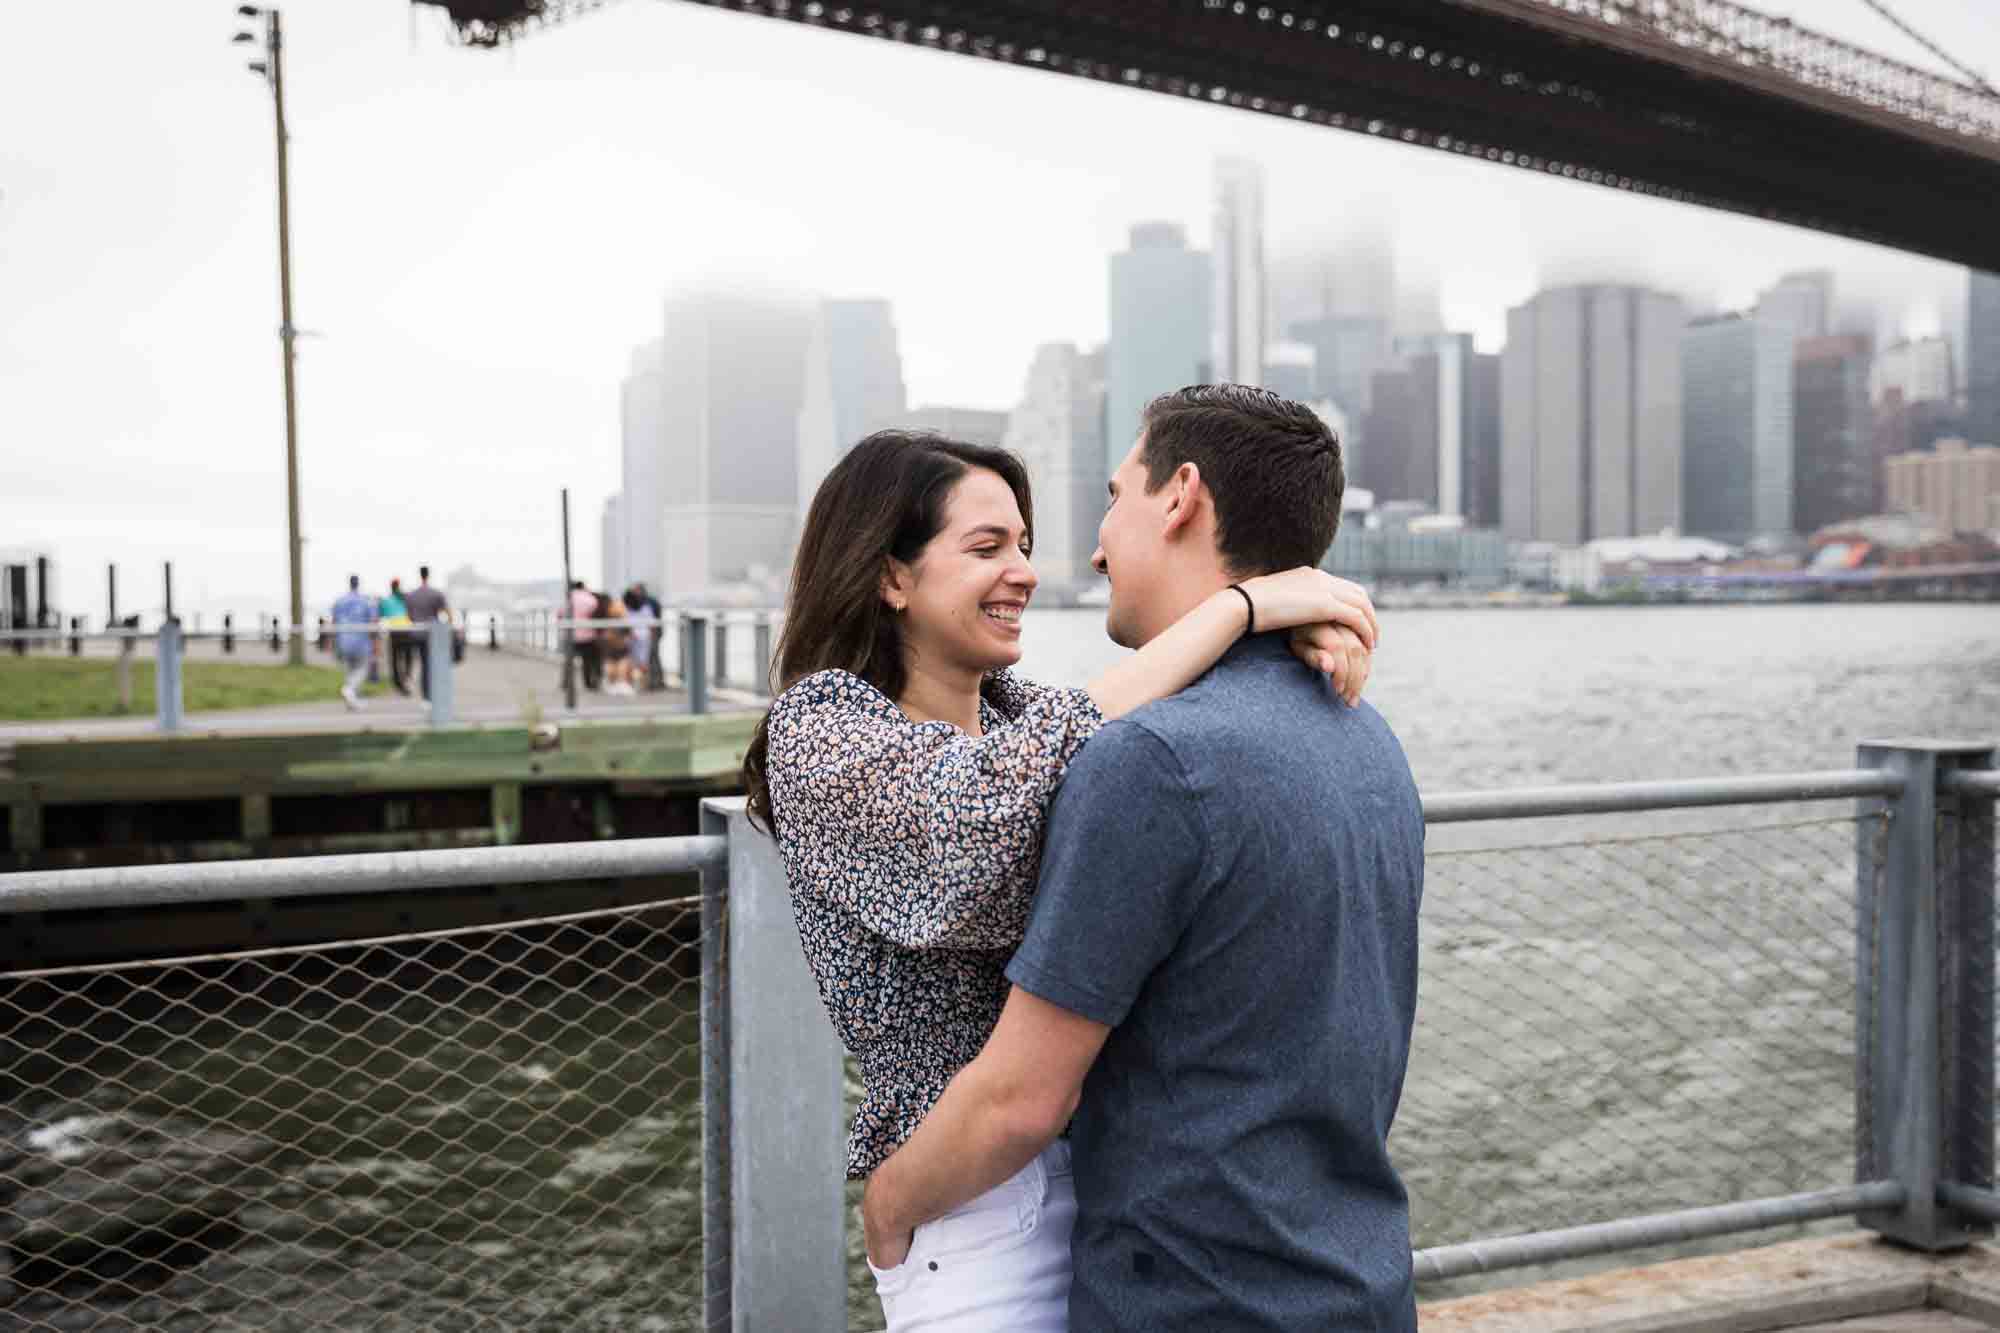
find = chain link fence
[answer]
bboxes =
[1399,811,1885,1290]
[0,898,722,1332]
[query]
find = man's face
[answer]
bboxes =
[1092,436,1171,649]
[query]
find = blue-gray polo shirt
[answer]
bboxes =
[1006,633,1424,1331]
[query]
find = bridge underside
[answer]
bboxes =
[430,0,2000,272]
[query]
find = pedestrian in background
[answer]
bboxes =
[567,580,601,691]
[602,590,632,695]
[625,585,658,697]
[331,575,377,711]
[380,577,413,695]
[633,581,665,691]
[405,565,450,702]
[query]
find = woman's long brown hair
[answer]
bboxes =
[742,430,1033,836]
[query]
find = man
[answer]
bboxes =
[862,385,1425,1330]
[331,575,376,711]
[404,565,450,702]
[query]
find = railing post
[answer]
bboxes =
[703,796,847,1333]
[698,800,734,1333]
[1941,747,1999,1234]
[427,619,455,727]
[156,621,184,734]
[687,614,709,716]
[1857,739,1997,1250]
[754,614,773,696]
[713,617,730,689]
[116,626,135,714]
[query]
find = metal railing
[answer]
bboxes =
[1,612,780,730]
[0,741,1993,1329]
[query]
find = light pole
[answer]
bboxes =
[234,4,305,666]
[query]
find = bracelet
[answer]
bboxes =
[1227,583,1255,638]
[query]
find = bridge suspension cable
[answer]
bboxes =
[1856,0,1993,94]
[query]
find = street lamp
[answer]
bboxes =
[234,4,306,666]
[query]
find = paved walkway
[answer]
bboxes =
[0,642,764,742]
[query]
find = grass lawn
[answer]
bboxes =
[0,654,375,721]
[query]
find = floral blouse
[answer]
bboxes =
[763,666,1105,1177]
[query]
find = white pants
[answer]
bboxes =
[867,1141,1074,1332]
[340,655,369,693]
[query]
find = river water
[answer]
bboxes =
[8,604,1997,1329]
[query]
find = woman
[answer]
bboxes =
[742,431,1376,1330]
[623,585,657,694]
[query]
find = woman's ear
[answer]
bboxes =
[879,557,913,614]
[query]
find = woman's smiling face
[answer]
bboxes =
[887,466,1038,677]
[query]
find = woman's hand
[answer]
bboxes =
[1237,568,1379,649]
[1289,623,1371,705]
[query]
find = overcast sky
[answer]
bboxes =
[2,0,1993,620]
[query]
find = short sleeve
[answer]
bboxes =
[1005,721,1206,1027]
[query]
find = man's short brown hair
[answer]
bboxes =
[1138,384,1344,575]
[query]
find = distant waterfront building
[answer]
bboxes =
[1681,307,1794,542]
[1108,222,1211,470]
[1871,387,1967,475]
[601,495,625,596]
[1793,334,1875,534]
[1757,270,1834,342]
[1211,157,1266,387]
[1969,270,2000,448]
[1884,438,2000,534]
[1001,343,1107,590]
[1359,334,1500,526]
[1870,336,1955,406]
[619,339,670,596]
[1501,284,1684,543]
[795,299,907,522]
[655,287,814,601]
[894,405,1010,447]
[1288,314,1392,420]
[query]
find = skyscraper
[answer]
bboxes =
[1681,300,1794,542]
[1871,336,1956,406]
[601,494,625,595]
[1757,270,1834,343]
[654,287,814,601]
[1966,270,2000,445]
[1211,157,1265,387]
[795,299,906,521]
[619,339,670,594]
[1793,334,1875,534]
[1107,223,1211,474]
[1287,315,1393,420]
[893,406,1010,447]
[1002,343,1108,589]
[1501,285,1684,543]
[1354,333,1499,523]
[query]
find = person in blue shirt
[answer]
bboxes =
[332,575,378,711]
[862,386,1425,1332]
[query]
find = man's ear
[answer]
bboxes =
[1160,462,1204,540]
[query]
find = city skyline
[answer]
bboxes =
[2,0,1993,617]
